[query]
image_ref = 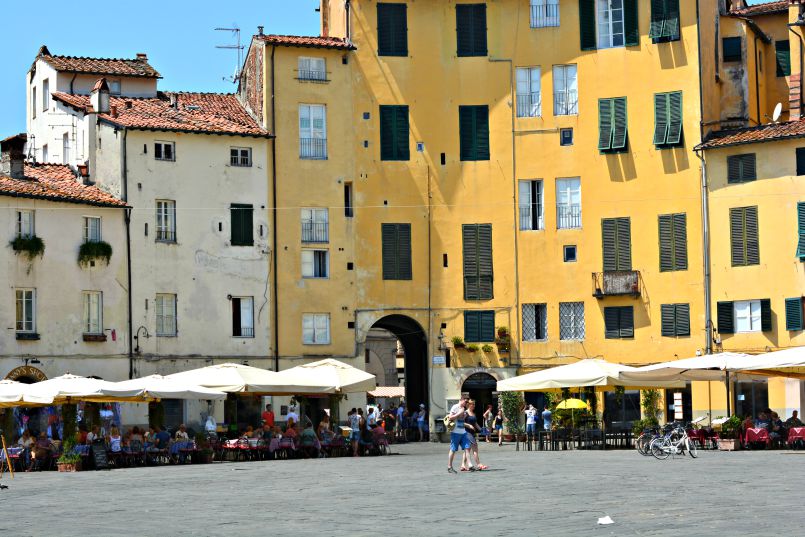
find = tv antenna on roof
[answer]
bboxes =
[215,25,244,84]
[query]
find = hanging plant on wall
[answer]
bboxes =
[10,235,45,260]
[495,326,511,353]
[78,241,113,267]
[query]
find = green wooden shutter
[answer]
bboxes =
[776,40,791,77]
[665,0,680,40]
[377,4,393,56]
[797,202,805,260]
[382,223,399,279]
[745,206,760,265]
[728,154,756,183]
[676,303,690,336]
[231,204,253,246]
[463,224,479,300]
[727,156,742,183]
[760,298,772,332]
[456,5,472,56]
[396,106,410,160]
[661,304,676,336]
[619,306,634,338]
[602,218,617,272]
[475,106,490,160]
[473,4,488,56]
[730,207,747,266]
[653,93,669,146]
[617,217,632,270]
[397,224,412,279]
[604,307,620,339]
[598,99,613,150]
[464,311,480,342]
[649,0,666,39]
[480,310,495,342]
[673,213,687,270]
[579,0,597,51]
[624,0,640,47]
[378,4,408,57]
[379,106,395,161]
[666,92,683,145]
[478,223,493,299]
[717,301,734,334]
[785,297,804,331]
[612,98,628,150]
[658,214,673,272]
[459,106,474,161]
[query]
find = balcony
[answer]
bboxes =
[557,204,581,229]
[300,138,328,160]
[302,222,329,243]
[519,206,543,231]
[554,90,578,116]
[297,70,328,83]
[516,94,541,118]
[592,271,641,298]
[530,3,560,28]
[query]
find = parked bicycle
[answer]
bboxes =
[635,426,661,456]
[649,422,698,460]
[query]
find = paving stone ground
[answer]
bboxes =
[1,441,802,536]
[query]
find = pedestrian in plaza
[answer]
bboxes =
[396,403,406,440]
[262,404,275,428]
[367,406,377,428]
[349,408,361,457]
[483,404,494,443]
[525,404,538,443]
[174,423,189,441]
[462,399,487,471]
[416,404,427,441]
[494,409,505,446]
[785,410,803,427]
[447,395,472,474]
[286,406,299,425]
[541,406,552,431]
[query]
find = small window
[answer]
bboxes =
[522,303,547,341]
[42,79,49,111]
[660,303,690,337]
[16,210,34,238]
[230,147,252,167]
[231,204,254,246]
[344,182,354,218]
[653,91,683,147]
[734,299,761,333]
[42,144,48,162]
[604,306,634,339]
[560,128,574,146]
[156,294,177,336]
[729,206,760,266]
[299,104,327,160]
[298,57,327,81]
[559,302,585,340]
[459,105,490,161]
[553,65,578,116]
[302,313,330,344]
[15,289,36,333]
[302,250,329,278]
[156,200,177,242]
[232,296,255,337]
[381,223,412,280]
[377,3,408,57]
[301,208,329,243]
[723,37,742,63]
[83,217,102,243]
[530,0,560,28]
[727,154,756,183]
[31,87,37,120]
[776,41,791,77]
[598,97,628,153]
[563,245,577,262]
[108,80,122,95]
[785,297,804,331]
[456,4,488,57]
[63,133,71,165]
[518,180,544,231]
[379,105,410,161]
[83,291,103,335]
[556,178,581,229]
[155,141,175,161]
[649,0,681,42]
[516,67,541,118]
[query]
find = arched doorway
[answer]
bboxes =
[369,315,428,410]
[4,366,49,437]
[461,372,497,417]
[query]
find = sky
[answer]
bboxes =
[0,0,321,136]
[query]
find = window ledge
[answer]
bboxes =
[296,77,330,84]
[83,333,107,342]
[155,240,178,245]
[156,334,178,338]
[16,332,40,341]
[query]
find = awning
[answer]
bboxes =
[278,358,376,394]
[112,375,227,400]
[368,386,405,398]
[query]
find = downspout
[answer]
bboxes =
[122,127,134,379]
[345,0,352,41]
[695,149,712,357]
[270,45,280,372]
[754,33,761,126]
[489,57,521,366]
[69,74,77,95]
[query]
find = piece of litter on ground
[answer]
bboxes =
[597,516,614,525]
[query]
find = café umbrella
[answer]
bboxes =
[166,363,302,394]
[0,379,52,407]
[111,375,227,400]
[277,358,376,394]
[22,374,144,404]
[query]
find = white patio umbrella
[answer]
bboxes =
[278,358,377,394]
[625,352,755,382]
[111,375,227,400]
[737,346,805,377]
[0,379,52,407]
[22,374,144,404]
[166,363,293,394]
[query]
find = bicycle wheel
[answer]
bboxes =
[650,439,670,460]
[686,437,698,458]
[635,434,648,455]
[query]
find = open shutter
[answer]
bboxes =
[382,223,399,279]
[676,303,690,336]
[660,304,676,337]
[619,306,634,338]
[745,206,759,265]
[623,0,640,47]
[480,311,495,342]
[730,207,746,266]
[658,214,673,272]
[397,224,412,279]
[604,307,620,339]
[717,301,734,334]
[579,0,597,51]
[649,0,666,39]
[653,93,669,146]
[463,224,480,300]
[611,98,628,150]
[665,0,680,39]
[232,297,242,337]
[380,106,395,160]
[616,217,632,270]
[666,92,683,145]
[776,40,791,77]
[760,298,772,332]
[602,218,617,272]
[785,297,804,331]
[797,202,805,259]
[673,213,688,270]
[478,223,493,299]
[598,99,613,150]
[464,311,480,342]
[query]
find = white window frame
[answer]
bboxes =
[530,0,560,28]
[559,302,585,340]
[62,133,70,165]
[156,294,177,337]
[154,141,176,162]
[15,289,36,333]
[299,104,327,159]
[230,147,252,167]
[108,79,122,95]
[522,303,548,342]
[553,65,578,115]
[556,177,582,229]
[302,313,331,345]
[16,210,34,238]
[156,200,177,242]
[42,144,48,162]
[516,67,541,118]
[301,208,329,243]
[298,57,327,81]
[83,216,101,243]
[597,0,625,49]
[83,291,103,335]
[42,79,49,111]
[302,249,330,278]
[735,300,762,333]
[31,87,37,120]
[232,296,255,338]
[518,180,544,231]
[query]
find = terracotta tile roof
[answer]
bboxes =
[257,34,356,50]
[51,91,271,138]
[38,47,161,78]
[696,120,805,150]
[731,1,788,17]
[0,164,127,207]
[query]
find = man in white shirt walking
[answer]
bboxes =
[447,395,472,474]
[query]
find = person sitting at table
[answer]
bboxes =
[130,426,144,444]
[175,424,190,442]
[260,424,273,441]
[272,425,283,439]
[769,412,785,443]
[242,425,255,439]
[17,430,34,469]
[30,432,54,471]
[86,425,101,444]
[299,423,320,458]
[284,421,299,442]
[107,426,123,453]
[144,426,155,444]
[741,416,754,433]
[76,424,88,445]
[317,415,334,443]
[754,412,770,430]
[153,426,171,450]
[785,410,803,428]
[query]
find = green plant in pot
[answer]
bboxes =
[78,241,113,267]
[495,326,511,353]
[10,235,45,261]
[499,390,524,439]
[481,344,494,353]
[716,415,742,451]
[451,336,465,349]
[195,432,213,463]
[57,439,81,471]
[466,343,480,352]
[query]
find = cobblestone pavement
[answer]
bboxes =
[1,442,803,536]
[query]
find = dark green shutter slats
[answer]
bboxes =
[599,98,627,151]
[602,217,631,271]
[797,202,805,259]
[676,303,690,336]
[579,0,597,51]
[666,92,683,145]
[620,306,634,338]
[665,0,680,40]
[465,310,494,342]
[456,4,487,57]
[717,301,734,334]
[660,213,688,271]
[612,98,628,150]
[398,224,412,279]
[653,94,668,146]
[617,217,632,270]
[377,3,408,57]
[380,105,409,161]
[727,154,757,183]
[760,298,772,332]
[624,0,640,47]
[602,218,617,272]
[463,224,493,300]
[650,0,680,40]
[660,304,676,337]
[776,40,791,77]
[786,297,804,331]
[459,106,489,161]
[382,223,412,280]
[382,224,398,279]
[598,99,613,150]
[605,306,634,339]
[231,204,253,246]
[654,92,682,146]
[745,206,760,265]
[380,107,394,160]
[480,311,495,342]
[797,148,805,176]
[477,224,493,299]
[673,213,688,270]
[604,307,620,339]
[731,206,759,266]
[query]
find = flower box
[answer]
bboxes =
[717,438,740,451]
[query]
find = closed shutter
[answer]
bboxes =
[377,3,408,56]
[673,213,688,270]
[619,306,634,338]
[604,307,621,339]
[653,93,669,146]
[797,202,805,260]
[760,298,772,332]
[727,154,756,183]
[477,224,494,299]
[602,218,617,272]
[612,98,628,150]
[379,106,395,160]
[598,98,613,151]
[730,207,747,266]
[459,106,489,161]
[797,149,805,176]
[382,224,412,280]
[616,217,632,270]
[480,310,495,342]
[623,0,640,47]
[785,297,804,331]
[659,214,673,272]
[660,304,676,337]
[463,224,479,299]
[456,4,487,57]
[717,301,734,334]
[380,106,409,161]
[475,106,490,160]
[579,0,597,50]
[776,40,791,77]
[745,206,759,265]
[397,224,412,279]
[472,4,488,56]
[230,204,253,246]
[464,311,480,342]
[395,107,410,160]
[676,303,690,336]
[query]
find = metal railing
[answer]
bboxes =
[557,205,581,229]
[530,3,560,28]
[554,90,578,115]
[516,94,541,118]
[301,221,329,243]
[519,206,543,231]
[300,138,328,160]
[156,229,176,242]
[237,327,255,337]
[230,154,251,167]
[592,271,641,298]
[298,70,328,82]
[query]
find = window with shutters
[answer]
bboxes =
[155,200,176,242]
[377,3,408,57]
[456,4,488,57]
[518,180,544,231]
[380,105,410,161]
[381,223,412,280]
[516,67,541,118]
[31,87,36,120]
[601,217,631,272]
[729,206,759,266]
[556,178,581,229]
[232,296,254,337]
[154,141,175,162]
[719,299,771,333]
[463,224,493,300]
[465,310,496,342]
[785,297,804,331]
[530,0,560,28]
[723,37,742,62]
[735,300,762,333]
[459,106,490,161]
[82,291,103,335]
[604,306,634,339]
[649,0,680,42]
[303,313,330,344]
[776,41,791,77]
[298,57,327,81]
[299,104,327,159]
[230,204,254,246]
[559,302,585,340]
[653,92,683,147]
[156,294,177,336]
[592,0,639,49]
[83,216,101,243]
[15,289,36,333]
[598,97,628,152]
[660,303,690,337]
[302,250,329,278]
[553,65,578,115]
[301,208,329,243]
[15,210,34,238]
[727,154,756,183]
[797,202,805,260]
[796,149,805,176]
[658,213,687,271]
[522,304,548,341]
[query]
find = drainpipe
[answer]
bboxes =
[122,128,134,379]
[345,0,352,41]
[695,149,712,357]
[754,33,761,126]
[270,45,280,372]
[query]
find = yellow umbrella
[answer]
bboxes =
[555,398,589,410]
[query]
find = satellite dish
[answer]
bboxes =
[772,102,782,122]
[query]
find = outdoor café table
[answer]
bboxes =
[787,427,805,446]
[744,427,770,447]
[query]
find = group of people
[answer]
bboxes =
[742,409,802,444]
[446,395,490,473]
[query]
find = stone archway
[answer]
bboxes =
[461,372,498,415]
[5,365,47,384]
[370,315,428,409]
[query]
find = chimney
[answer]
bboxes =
[321,0,330,37]
[257,26,264,37]
[110,105,118,118]
[136,53,148,61]
[789,1,805,120]
[169,94,178,109]
[77,163,91,184]
[0,134,27,179]
[90,77,110,114]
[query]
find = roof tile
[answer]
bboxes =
[257,34,356,50]
[40,49,161,78]
[696,119,805,150]
[0,164,127,207]
[731,1,788,17]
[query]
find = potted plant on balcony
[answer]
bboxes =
[10,235,45,261]
[716,415,742,451]
[466,344,480,353]
[78,240,113,267]
[57,440,81,472]
[481,344,494,353]
[451,336,465,349]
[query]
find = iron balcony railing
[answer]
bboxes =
[592,271,642,298]
[300,138,328,160]
[554,90,578,116]
[516,93,541,118]
[156,229,176,242]
[238,327,255,337]
[557,204,581,229]
[302,221,329,243]
[298,70,328,82]
[530,3,560,28]
[519,206,543,231]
